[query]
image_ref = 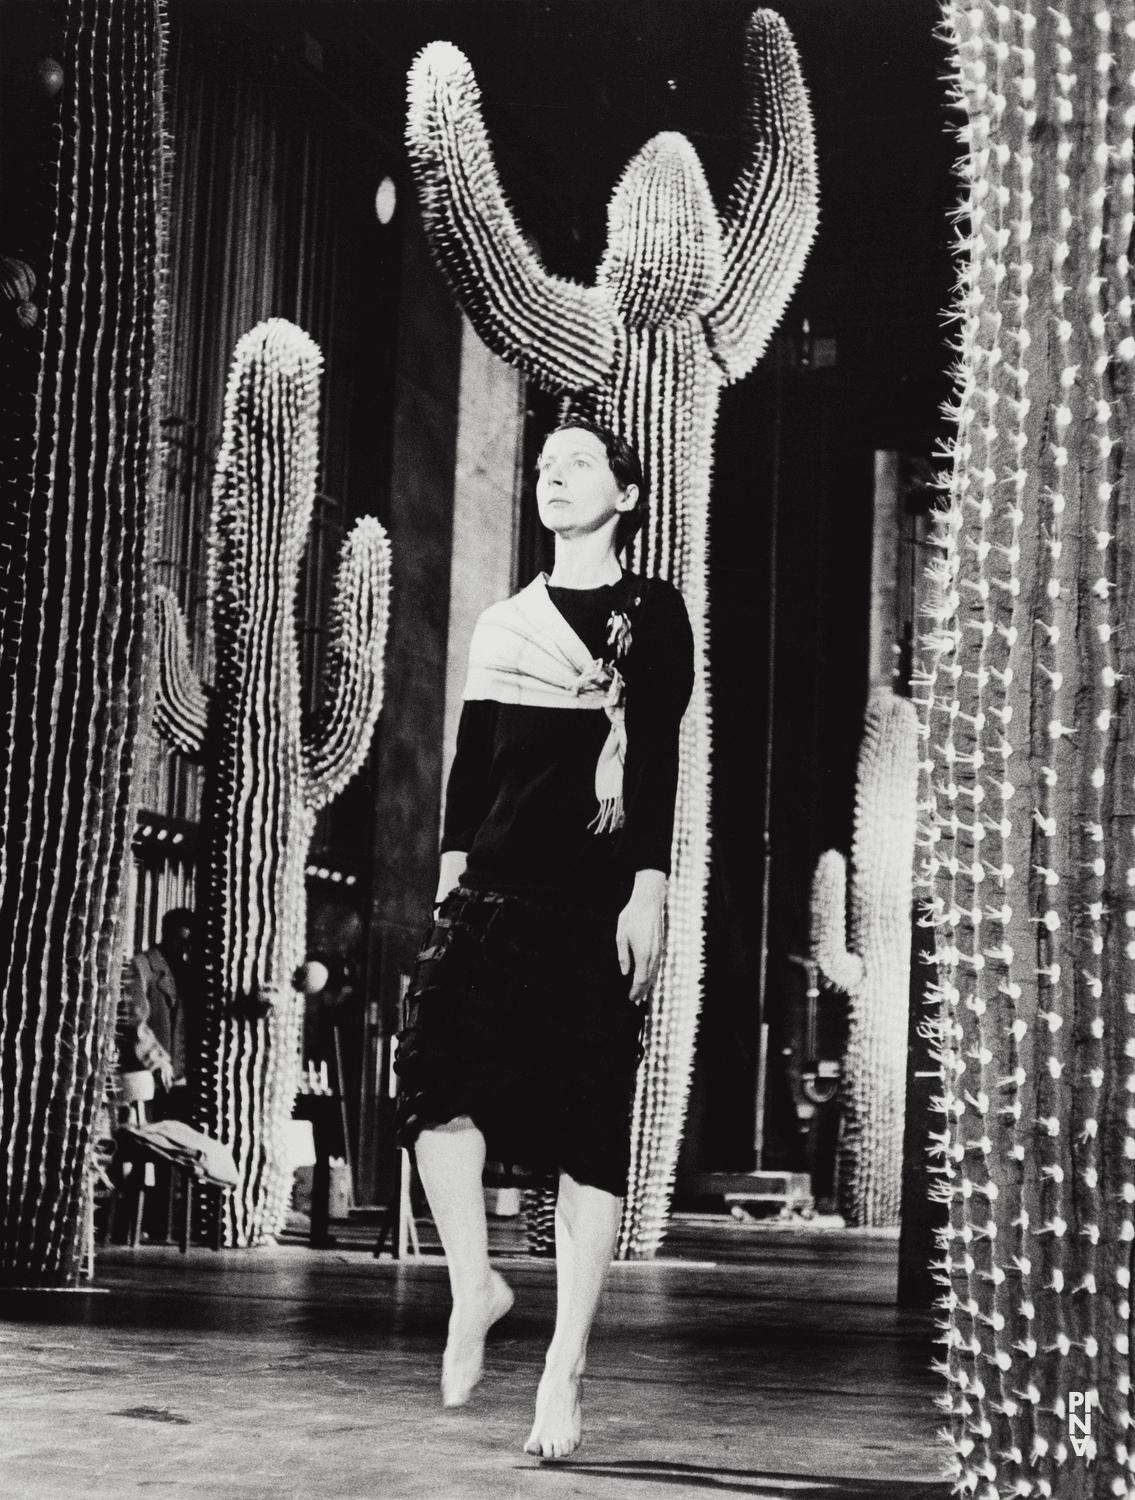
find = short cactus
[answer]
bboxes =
[0,0,168,1283]
[809,689,919,1227]
[153,320,391,1246]
[918,4,1135,1494]
[407,9,818,1258]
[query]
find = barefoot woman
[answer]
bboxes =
[396,421,693,1458]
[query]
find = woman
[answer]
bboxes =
[396,420,693,1458]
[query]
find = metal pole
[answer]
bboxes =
[753,342,785,1165]
[753,1023,770,1167]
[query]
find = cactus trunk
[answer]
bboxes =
[809,690,919,1227]
[0,0,167,1283]
[921,3,1135,1493]
[195,323,322,1247]
[574,326,721,1253]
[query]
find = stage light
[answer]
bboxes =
[38,57,63,97]
[375,177,397,225]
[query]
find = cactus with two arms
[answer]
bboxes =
[154,319,391,1246]
[406,9,818,1255]
[809,689,920,1227]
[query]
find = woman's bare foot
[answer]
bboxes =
[440,1268,514,1407]
[523,1364,583,1459]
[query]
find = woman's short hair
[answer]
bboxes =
[547,419,648,554]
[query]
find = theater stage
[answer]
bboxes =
[0,1220,947,1500]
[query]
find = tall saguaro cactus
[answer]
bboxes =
[921,4,1135,1494]
[154,320,391,1246]
[809,689,919,1227]
[407,9,818,1256]
[0,0,168,1284]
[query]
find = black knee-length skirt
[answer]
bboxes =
[394,887,646,1197]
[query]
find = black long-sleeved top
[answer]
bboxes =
[441,574,694,911]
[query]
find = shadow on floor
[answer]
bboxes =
[536,1460,949,1498]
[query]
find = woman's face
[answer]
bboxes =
[535,428,638,541]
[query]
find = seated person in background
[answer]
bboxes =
[120,907,195,1123]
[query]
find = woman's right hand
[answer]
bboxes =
[435,850,468,907]
[617,868,667,1005]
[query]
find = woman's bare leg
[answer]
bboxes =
[524,1171,621,1458]
[414,1118,514,1407]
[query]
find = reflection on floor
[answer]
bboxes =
[0,1215,948,1500]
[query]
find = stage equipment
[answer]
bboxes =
[809,689,919,1227]
[151,320,391,1246]
[0,0,168,1286]
[406,8,818,1257]
[921,4,1135,1494]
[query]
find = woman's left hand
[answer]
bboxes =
[617,869,667,1005]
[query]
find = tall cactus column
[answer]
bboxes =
[406,9,818,1256]
[920,4,1135,1494]
[0,0,168,1285]
[809,689,919,1227]
[153,320,392,1246]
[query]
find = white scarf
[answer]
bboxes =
[463,575,626,833]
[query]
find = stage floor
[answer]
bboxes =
[0,1219,948,1500]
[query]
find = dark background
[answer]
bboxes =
[1,0,956,1195]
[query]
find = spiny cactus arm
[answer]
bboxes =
[152,585,208,759]
[850,691,921,944]
[406,41,621,393]
[809,850,865,997]
[703,9,819,382]
[304,517,392,811]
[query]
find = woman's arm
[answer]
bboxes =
[616,585,694,1002]
[436,849,468,905]
[617,868,667,1004]
[436,700,496,906]
[617,583,695,874]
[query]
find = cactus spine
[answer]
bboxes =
[0,0,168,1283]
[920,4,1135,1494]
[809,689,919,1227]
[153,320,391,1246]
[407,9,818,1257]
